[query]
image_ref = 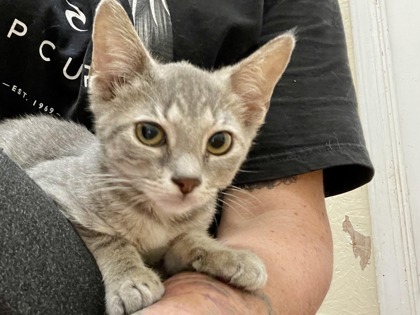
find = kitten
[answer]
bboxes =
[0,0,295,314]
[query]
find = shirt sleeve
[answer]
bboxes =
[232,0,374,197]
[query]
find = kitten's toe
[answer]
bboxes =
[107,294,125,315]
[192,248,267,292]
[106,271,165,315]
[228,251,267,291]
[119,280,163,313]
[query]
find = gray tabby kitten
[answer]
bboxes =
[0,0,294,314]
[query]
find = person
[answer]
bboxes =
[0,0,374,314]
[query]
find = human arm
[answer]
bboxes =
[140,170,333,315]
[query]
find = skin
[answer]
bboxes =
[139,170,333,315]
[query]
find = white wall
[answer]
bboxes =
[385,0,420,279]
[317,1,380,314]
[349,0,420,313]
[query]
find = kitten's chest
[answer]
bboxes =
[112,203,212,265]
[109,207,178,263]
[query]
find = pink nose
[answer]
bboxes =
[171,177,201,195]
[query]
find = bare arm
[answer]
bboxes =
[140,170,333,315]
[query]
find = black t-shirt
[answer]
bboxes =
[0,0,373,196]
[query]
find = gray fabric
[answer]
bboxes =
[0,150,104,315]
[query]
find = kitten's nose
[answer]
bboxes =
[171,177,201,195]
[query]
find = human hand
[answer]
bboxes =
[136,272,269,315]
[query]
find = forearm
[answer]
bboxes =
[218,210,333,314]
[141,213,332,315]
[217,171,333,314]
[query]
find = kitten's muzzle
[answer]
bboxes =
[171,177,201,195]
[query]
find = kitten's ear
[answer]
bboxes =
[90,0,153,101]
[229,33,295,127]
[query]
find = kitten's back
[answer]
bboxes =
[0,116,95,169]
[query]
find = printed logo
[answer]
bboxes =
[131,0,171,26]
[5,18,91,85]
[65,0,88,32]
[149,0,171,25]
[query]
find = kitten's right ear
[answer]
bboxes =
[90,0,153,101]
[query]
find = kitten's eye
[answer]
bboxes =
[207,132,232,155]
[135,122,166,147]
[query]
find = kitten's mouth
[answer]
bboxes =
[151,191,204,215]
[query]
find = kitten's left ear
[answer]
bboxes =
[90,0,154,101]
[228,32,296,127]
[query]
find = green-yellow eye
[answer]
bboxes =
[207,132,232,155]
[135,122,166,147]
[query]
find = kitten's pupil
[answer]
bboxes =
[207,132,232,155]
[142,124,158,140]
[136,122,166,146]
[210,133,226,149]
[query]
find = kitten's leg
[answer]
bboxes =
[79,229,164,315]
[164,232,267,291]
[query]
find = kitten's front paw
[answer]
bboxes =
[194,249,267,292]
[105,268,164,315]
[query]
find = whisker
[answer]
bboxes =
[90,185,132,195]
[228,185,263,205]
[218,193,255,218]
[82,173,122,180]
[220,190,254,210]
[216,197,246,219]
[90,179,131,188]
[73,173,127,184]
[125,193,148,209]
[83,173,116,177]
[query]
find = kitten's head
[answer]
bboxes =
[88,0,295,216]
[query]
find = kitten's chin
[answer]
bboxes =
[151,193,208,216]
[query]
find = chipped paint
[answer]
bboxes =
[318,188,379,314]
[342,215,372,270]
